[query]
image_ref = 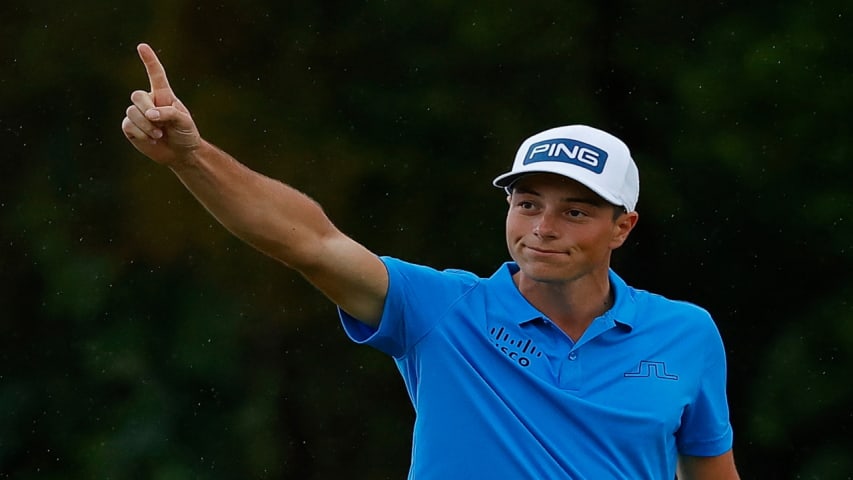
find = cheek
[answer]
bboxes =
[505,213,516,232]
[504,219,518,258]
[505,215,527,239]
[569,227,608,250]
[504,219,518,246]
[504,218,525,254]
[592,229,621,251]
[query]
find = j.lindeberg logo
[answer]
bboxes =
[490,326,542,368]
[523,138,608,174]
[624,360,678,380]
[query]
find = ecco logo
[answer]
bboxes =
[524,138,608,174]
[490,326,542,368]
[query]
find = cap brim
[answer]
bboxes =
[492,169,625,208]
[492,171,526,188]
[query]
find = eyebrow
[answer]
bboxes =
[512,186,606,206]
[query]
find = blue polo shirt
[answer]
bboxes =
[340,257,733,479]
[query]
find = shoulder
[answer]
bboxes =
[642,290,712,320]
[382,256,482,287]
[626,283,719,336]
[380,257,485,312]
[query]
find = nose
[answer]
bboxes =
[533,212,558,238]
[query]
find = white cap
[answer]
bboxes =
[493,125,640,212]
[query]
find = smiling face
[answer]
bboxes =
[505,173,638,288]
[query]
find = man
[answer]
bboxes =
[122,43,740,479]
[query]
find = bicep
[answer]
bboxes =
[297,231,389,327]
[677,450,740,480]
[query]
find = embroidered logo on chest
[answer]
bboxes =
[624,360,679,380]
[490,326,543,368]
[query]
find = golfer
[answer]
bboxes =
[122,43,740,479]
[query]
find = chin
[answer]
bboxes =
[517,262,573,284]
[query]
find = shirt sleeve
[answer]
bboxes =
[338,256,479,358]
[676,316,735,456]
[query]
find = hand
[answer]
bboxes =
[121,43,202,166]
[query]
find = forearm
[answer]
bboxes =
[170,140,337,269]
[677,451,740,480]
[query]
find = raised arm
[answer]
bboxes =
[121,43,388,326]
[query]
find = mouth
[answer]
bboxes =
[525,245,567,256]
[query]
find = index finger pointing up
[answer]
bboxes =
[137,43,173,106]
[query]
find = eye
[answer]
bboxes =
[566,209,587,218]
[513,200,540,214]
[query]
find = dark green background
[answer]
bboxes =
[2,1,851,478]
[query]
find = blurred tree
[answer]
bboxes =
[0,0,850,478]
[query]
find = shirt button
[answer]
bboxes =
[568,352,578,361]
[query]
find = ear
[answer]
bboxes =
[610,211,639,249]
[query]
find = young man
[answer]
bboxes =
[122,43,740,479]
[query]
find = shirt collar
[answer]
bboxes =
[606,268,636,331]
[489,262,637,331]
[489,262,543,323]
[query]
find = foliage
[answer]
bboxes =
[1,1,851,478]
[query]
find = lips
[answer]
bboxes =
[525,245,566,256]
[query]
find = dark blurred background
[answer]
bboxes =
[1,1,851,478]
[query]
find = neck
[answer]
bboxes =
[514,270,613,342]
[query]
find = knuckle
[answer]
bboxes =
[120,119,138,137]
[130,89,151,104]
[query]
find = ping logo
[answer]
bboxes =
[524,138,608,174]
[624,360,678,380]
[490,326,542,368]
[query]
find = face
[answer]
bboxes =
[505,173,638,287]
